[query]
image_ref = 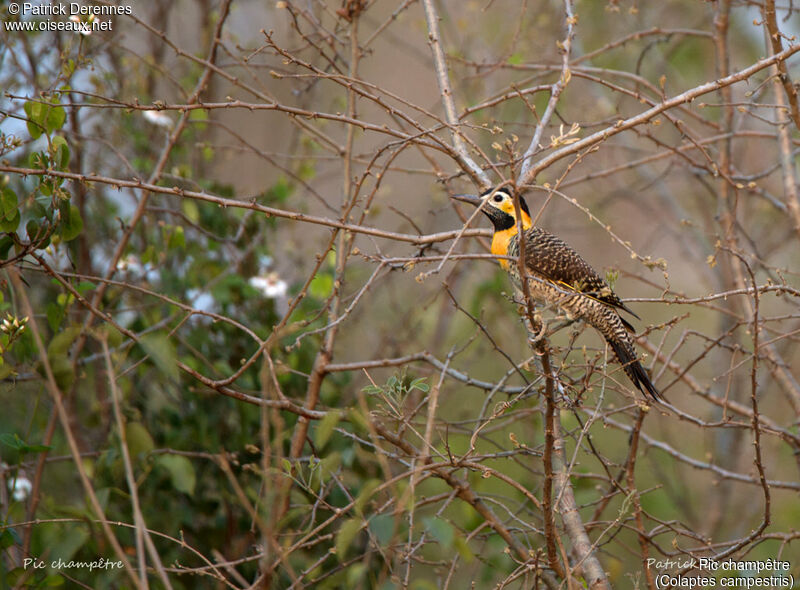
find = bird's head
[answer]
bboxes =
[452,186,532,232]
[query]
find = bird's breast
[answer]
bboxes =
[491,228,517,271]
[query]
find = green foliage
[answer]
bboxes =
[335,517,363,561]
[58,203,83,242]
[368,513,395,546]
[423,516,454,548]
[156,454,197,496]
[124,422,155,458]
[0,187,20,232]
[362,371,430,401]
[0,432,51,454]
[605,269,619,290]
[138,333,179,382]
[314,409,342,449]
[24,98,66,139]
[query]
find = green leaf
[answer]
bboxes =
[46,105,67,134]
[60,204,83,242]
[368,513,395,547]
[47,303,65,332]
[508,53,524,65]
[189,108,207,130]
[141,244,156,265]
[0,235,14,259]
[139,333,179,381]
[26,219,41,243]
[314,410,341,450]
[409,377,430,393]
[315,451,341,487]
[335,518,362,562]
[1,188,17,220]
[0,528,18,549]
[49,524,89,567]
[157,454,196,495]
[39,178,54,197]
[298,161,315,181]
[100,324,123,348]
[63,58,76,77]
[0,432,23,449]
[5,568,25,586]
[354,479,382,515]
[125,422,155,458]
[52,135,70,169]
[48,355,75,390]
[182,200,200,223]
[0,363,15,380]
[23,442,52,453]
[346,563,366,586]
[47,326,81,358]
[45,325,80,390]
[0,209,20,233]
[30,151,46,170]
[423,516,454,549]
[24,101,45,139]
[309,273,333,299]
[168,225,185,249]
[347,408,369,433]
[266,177,291,203]
[454,535,474,563]
[0,433,51,453]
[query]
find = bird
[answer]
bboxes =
[452,185,661,401]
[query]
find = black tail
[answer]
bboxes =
[609,340,662,402]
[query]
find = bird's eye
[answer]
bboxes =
[493,194,504,203]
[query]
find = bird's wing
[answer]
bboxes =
[520,227,640,323]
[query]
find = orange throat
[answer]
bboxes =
[491,227,518,270]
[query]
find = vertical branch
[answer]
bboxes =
[707,249,771,561]
[102,337,173,590]
[712,0,735,246]
[625,409,656,590]
[421,0,490,186]
[541,349,566,580]
[518,0,576,185]
[744,258,771,534]
[512,188,570,582]
[706,0,749,538]
[550,388,611,590]
[762,1,800,239]
[762,0,800,129]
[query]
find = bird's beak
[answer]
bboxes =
[451,193,483,208]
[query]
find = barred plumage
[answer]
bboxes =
[453,186,661,401]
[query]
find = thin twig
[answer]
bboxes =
[421,0,491,186]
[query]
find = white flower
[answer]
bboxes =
[69,14,94,36]
[187,290,216,313]
[12,476,32,502]
[116,254,144,274]
[249,272,288,299]
[143,110,173,129]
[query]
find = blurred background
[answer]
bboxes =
[1,0,799,588]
